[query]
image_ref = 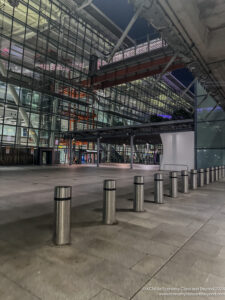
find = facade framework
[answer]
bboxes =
[0,0,193,164]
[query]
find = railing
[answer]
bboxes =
[98,37,167,69]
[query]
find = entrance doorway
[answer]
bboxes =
[39,149,53,165]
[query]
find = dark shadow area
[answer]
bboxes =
[71,220,102,228]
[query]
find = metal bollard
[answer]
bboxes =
[103,180,117,225]
[215,167,219,181]
[154,173,164,204]
[54,186,72,246]
[198,169,204,187]
[190,169,198,190]
[210,167,215,182]
[205,168,210,185]
[169,171,178,198]
[134,176,144,212]
[181,170,189,193]
[219,166,222,180]
[222,166,225,178]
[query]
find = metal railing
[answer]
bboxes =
[98,37,167,69]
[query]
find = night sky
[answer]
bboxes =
[93,0,155,42]
[172,69,194,92]
[93,0,194,88]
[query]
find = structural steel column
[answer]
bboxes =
[194,82,198,169]
[97,137,100,167]
[107,144,111,162]
[69,137,73,165]
[50,98,58,148]
[16,117,21,145]
[130,135,134,169]
[123,144,126,163]
[134,144,141,162]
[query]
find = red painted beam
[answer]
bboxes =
[81,56,182,87]
[93,63,185,89]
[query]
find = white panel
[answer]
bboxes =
[160,131,194,171]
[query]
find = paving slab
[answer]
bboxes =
[0,166,225,299]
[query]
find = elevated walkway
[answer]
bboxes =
[64,119,194,144]
[81,38,185,89]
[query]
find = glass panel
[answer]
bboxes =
[2,125,16,143]
[196,82,225,167]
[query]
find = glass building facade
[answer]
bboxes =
[0,0,193,165]
[196,82,225,168]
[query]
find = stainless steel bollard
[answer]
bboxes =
[54,186,72,246]
[198,169,204,187]
[154,173,164,204]
[222,166,225,178]
[215,167,219,181]
[205,168,210,185]
[181,170,189,193]
[169,171,178,198]
[210,167,215,182]
[190,169,198,190]
[103,180,117,225]
[134,176,144,212]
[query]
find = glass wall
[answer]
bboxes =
[0,0,193,164]
[196,82,225,168]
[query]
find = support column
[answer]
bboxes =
[73,139,76,164]
[134,144,141,163]
[194,81,198,170]
[123,144,126,163]
[146,143,150,164]
[107,144,111,162]
[16,117,21,145]
[50,98,58,148]
[69,137,73,165]
[130,135,134,169]
[97,137,100,167]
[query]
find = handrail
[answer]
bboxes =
[97,37,167,69]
